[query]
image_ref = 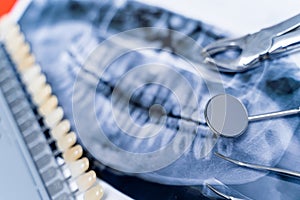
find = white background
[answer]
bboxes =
[139,0,300,36]
[12,0,300,36]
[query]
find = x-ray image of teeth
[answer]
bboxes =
[18,0,300,199]
[72,32,293,185]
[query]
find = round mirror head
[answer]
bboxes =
[204,94,249,137]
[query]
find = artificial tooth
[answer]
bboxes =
[84,184,104,200]
[38,95,58,116]
[68,157,89,177]
[51,119,71,139]
[17,54,35,71]
[56,132,77,151]
[6,34,25,53]
[21,64,42,83]
[44,107,64,128]
[4,24,21,43]
[0,15,13,31]
[76,171,97,192]
[63,145,83,163]
[12,43,30,62]
[5,23,20,37]
[32,84,52,105]
[27,74,46,94]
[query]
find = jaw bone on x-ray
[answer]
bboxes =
[19,0,300,199]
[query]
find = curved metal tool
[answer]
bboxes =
[206,184,246,200]
[215,152,300,178]
[202,14,300,72]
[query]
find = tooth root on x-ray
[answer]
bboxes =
[140,111,151,125]
[172,120,197,154]
[193,135,204,160]
[129,107,143,123]
[153,87,168,105]
[202,140,215,158]
[181,93,197,116]
[116,85,171,139]
[161,128,177,146]
[105,66,188,148]
[217,139,234,155]
[140,86,160,107]
[179,120,197,134]
[113,99,132,130]
[130,124,166,150]
[121,111,137,135]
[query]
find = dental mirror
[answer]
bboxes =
[204,94,300,137]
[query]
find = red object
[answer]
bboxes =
[0,0,17,16]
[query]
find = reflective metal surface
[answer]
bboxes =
[202,13,300,72]
[204,94,248,137]
[215,152,300,178]
[205,94,300,137]
[206,184,246,200]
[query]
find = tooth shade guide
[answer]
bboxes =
[0,15,12,31]
[27,74,47,94]
[76,171,97,192]
[44,106,64,128]
[4,24,21,38]
[1,20,106,198]
[51,119,71,139]
[21,64,42,83]
[17,54,36,71]
[63,145,83,163]
[6,33,25,45]
[17,42,31,55]
[5,35,25,52]
[56,132,77,151]
[12,43,30,61]
[68,157,89,177]
[32,84,52,105]
[84,184,104,200]
[38,95,58,116]
[5,31,25,48]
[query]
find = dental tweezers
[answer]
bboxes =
[202,14,300,72]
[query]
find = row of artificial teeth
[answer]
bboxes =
[0,16,103,200]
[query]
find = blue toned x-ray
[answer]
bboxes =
[0,0,299,200]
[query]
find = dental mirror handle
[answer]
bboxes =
[248,107,300,122]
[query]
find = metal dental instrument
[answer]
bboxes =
[202,14,300,72]
[204,94,300,137]
[215,152,300,178]
[206,184,246,200]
